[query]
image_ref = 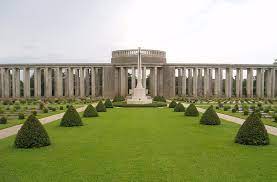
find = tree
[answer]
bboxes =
[235,113,269,145]
[169,100,177,108]
[96,100,107,112]
[60,105,83,127]
[14,115,51,148]
[83,104,98,117]
[174,103,186,112]
[185,104,199,116]
[104,99,113,108]
[200,105,221,125]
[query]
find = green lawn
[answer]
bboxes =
[1,108,277,181]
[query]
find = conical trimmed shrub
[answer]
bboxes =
[200,105,221,125]
[60,105,83,127]
[174,103,186,112]
[104,99,113,108]
[96,100,106,112]
[185,104,199,116]
[14,115,51,148]
[169,100,177,108]
[83,104,98,117]
[235,113,269,145]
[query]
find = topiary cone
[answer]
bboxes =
[60,105,83,127]
[235,113,269,145]
[104,99,113,108]
[174,103,186,112]
[83,104,98,117]
[185,104,199,116]
[96,100,107,112]
[200,105,221,125]
[15,114,51,148]
[169,100,177,108]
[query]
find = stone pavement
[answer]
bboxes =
[197,106,277,136]
[0,106,87,140]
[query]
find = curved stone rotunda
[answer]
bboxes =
[0,48,276,99]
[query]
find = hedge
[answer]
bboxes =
[200,105,221,125]
[60,105,83,127]
[185,104,199,116]
[83,104,98,117]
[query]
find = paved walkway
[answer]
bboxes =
[196,106,277,136]
[0,106,87,140]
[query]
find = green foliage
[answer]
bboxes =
[104,99,113,108]
[243,109,249,116]
[18,112,25,120]
[14,115,51,148]
[60,106,83,127]
[32,110,37,116]
[59,106,64,110]
[235,113,269,145]
[43,107,49,113]
[223,105,231,111]
[153,96,166,103]
[113,96,125,102]
[113,102,167,107]
[185,104,199,116]
[169,100,177,108]
[200,106,221,125]
[0,116,7,124]
[83,104,98,117]
[174,103,186,112]
[96,101,106,112]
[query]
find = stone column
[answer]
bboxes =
[235,68,240,97]
[131,66,136,92]
[209,69,213,95]
[193,67,198,97]
[225,68,232,98]
[271,68,276,98]
[158,68,164,96]
[44,68,52,97]
[68,67,73,97]
[55,67,63,97]
[256,68,262,98]
[261,68,265,97]
[91,67,96,98]
[79,67,85,98]
[85,68,90,96]
[204,68,209,97]
[0,68,3,98]
[214,68,221,97]
[120,67,126,96]
[154,67,158,96]
[188,69,193,96]
[24,67,30,98]
[2,68,10,98]
[34,68,41,97]
[182,67,186,96]
[142,66,146,89]
[246,68,253,98]
[12,68,18,98]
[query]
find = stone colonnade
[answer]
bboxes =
[0,64,276,99]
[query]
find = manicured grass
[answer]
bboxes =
[1,108,277,181]
[196,104,277,127]
[0,104,85,130]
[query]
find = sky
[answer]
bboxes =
[0,0,276,64]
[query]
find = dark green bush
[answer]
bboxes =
[83,104,98,117]
[60,106,64,110]
[153,96,166,103]
[243,109,249,116]
[14,115,51,148]
[0,116,7,124]
[96,100,106,112]
[235,113,269,145]
[104,99,113,108]
[232,108,237,113]
[32,110,37,116]
[169,100,177,108]
[113,96,125,102]
[113,102,167,107]
[60,105,83,127]
[185,104,199,116]
[200,106,221,125]
[43,107,49,113]
[18,112,25,120]
[174,103,186,112]
[223,105,231,111]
